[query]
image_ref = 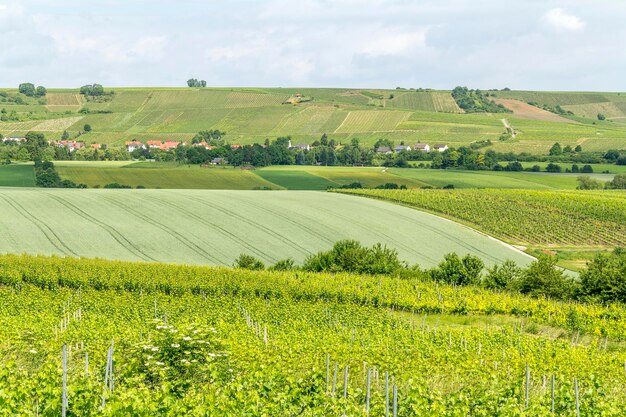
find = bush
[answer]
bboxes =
[578,248,626,303]
[234,254,265,270]
[545,163,562,173]
[431,253,484,286]
[103,183,132,189]
[515,255,573,299]
[576,175,603,190]
[483,260,522,290]
[268,259,295,271]
[302,240,403,275]
[606,173,626,189]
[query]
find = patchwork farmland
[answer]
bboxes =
[2,87,625,153]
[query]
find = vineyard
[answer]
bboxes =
[0,254,625,415]
[335,189,626,248]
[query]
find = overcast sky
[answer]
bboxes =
[1,0,624,90]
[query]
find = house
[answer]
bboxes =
[210,157,228,165]
[193,142,216,150]
[433,144,449,152]
[159,140,180,150]
[290,143,311,151]
[376,146,392,154]
[54,140,84,152]
[394,145,412,153]
[90,143,101,150]
[2,137,26,143]
[230,144,242,150]
[413,143,430,152]
[146,140,162,149]
[125,141,145,152]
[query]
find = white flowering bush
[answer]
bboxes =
[126,322,230,396]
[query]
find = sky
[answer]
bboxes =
[1,0,625,91]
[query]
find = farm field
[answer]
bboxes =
[1,255,626,415]
[56,163,280,190]
[53,162,617,190]
[0,164,35,187]
[1,87,625,153]
[0,188,533,268]
[336,189,626,258]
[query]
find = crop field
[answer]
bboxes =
[54,162,613,190]
[0,188,533,268]
[56,164,279,190]
[0,164,35,187]
[1,87,624,151]
[337,188,626,248]
[0,255,626,415]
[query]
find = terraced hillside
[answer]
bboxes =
[0,188,533,268]
[1,87,625,153]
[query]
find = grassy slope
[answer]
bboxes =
[1,87,624,154]
[0,188,533,268]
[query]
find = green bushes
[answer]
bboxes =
[578,248,626,303]
[302,240,404,275]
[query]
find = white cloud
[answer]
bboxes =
[543,8,586,32]
[360,29,428,57]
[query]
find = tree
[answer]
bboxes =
[578,249,626,303]
[574,145,582,152]
[186,79,207,88]
[234,254,265,270]
[515,255,573,299]
[61,130,70,140]
[606,173,626,189]
[581,164,593,173]
[18,83,36,97]
[563,145,572,153]
[604,150,620,162]
[576,175,603,190]
[84,124,92,132]
[35,86,47,97]
[80,84,105,96]
[597,113,606,121]
[545,163,562,173]
[431,253,484,286]
[548,142,562,156]
[483,260,522,290]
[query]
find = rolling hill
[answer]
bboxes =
[0,87,625,154]
[0,188,533,268]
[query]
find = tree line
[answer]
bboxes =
[235,240,626,305]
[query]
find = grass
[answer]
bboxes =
[0,164,35,187]
[0,188,534,268]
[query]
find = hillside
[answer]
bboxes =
[1,87,625,154]
[0,188,533,268]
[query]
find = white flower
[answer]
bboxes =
[182,336,192,341]
[151,347,159,352]
[171,343,180,348]
[29,349,37,354]
[147,355,153,360]
[208,353,216,357]
[169,329,178,333]
[155,361,164,366]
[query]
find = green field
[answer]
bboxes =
[2,255,626,414]
[54,162,616,191]
[337,188,626,249]
[0,188,533,268]
[0,164,35,187]
[2,87,625,154]
[56,163,280,190]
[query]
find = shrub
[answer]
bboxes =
[483,260,522,290]
[431,253,484,286]
[515,255,574,299]
[269,259,295,271]
[302,240,403,275]
[578,249,626,303]
[234,254,265,270]
[576,176,603,190]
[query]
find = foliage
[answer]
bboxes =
[515,255,574,299]
[234,254,265,270]
[483,259,522,290]
[80,83,105,96]
[576,175,603,190]
[431,253,484,286]
[451,86,511,113]
[578,248,626,303]
[19,82,46,97]
[606,174,626,189]
[303,240,404,275]
[186,79,207,87]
